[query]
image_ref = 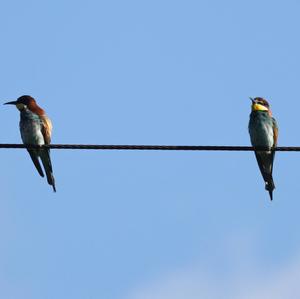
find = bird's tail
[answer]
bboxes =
[254,151,275,201]
[27,150,45,177]
[265,176,275,201]
[40,149,56,192]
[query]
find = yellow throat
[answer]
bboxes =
[252,103,268,112]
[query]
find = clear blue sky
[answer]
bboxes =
[1,1,300,298]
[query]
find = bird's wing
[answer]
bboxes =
[40,115,53,145]
[39,114,56,192]
[267,117,279,175]
[272,117,279,147]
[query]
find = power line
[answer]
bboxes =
[0,144,299,151]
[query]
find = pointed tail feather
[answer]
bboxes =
[27,150,44,177]
[265,177,275,201]
[40,149,56,192]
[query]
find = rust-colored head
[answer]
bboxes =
[4,95,45,115]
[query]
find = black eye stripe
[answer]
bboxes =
[257,101,268,107]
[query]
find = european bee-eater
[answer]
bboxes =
[248,97,278,200]
[4,95,56,192]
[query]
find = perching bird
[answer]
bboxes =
[248,97,278,200]
[4,95,56,192]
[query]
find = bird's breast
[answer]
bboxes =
[19,111,44,145]
[249,112,274,147]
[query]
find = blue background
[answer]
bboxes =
[1,1,300,298]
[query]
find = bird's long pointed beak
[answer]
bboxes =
[249,97,255,103]
[4,101,17,105]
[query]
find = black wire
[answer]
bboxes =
[0,144,298,151]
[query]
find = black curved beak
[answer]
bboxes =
[4,101,17,105]
[249,97,255,103]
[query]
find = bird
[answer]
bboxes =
[248,97,278,200]
[4,95,56,192]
